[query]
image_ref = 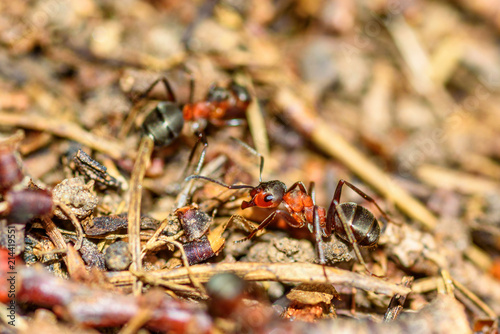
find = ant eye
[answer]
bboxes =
[264,194,273,202]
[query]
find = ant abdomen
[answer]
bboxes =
[142,101,184,147]
[333,202,380,247]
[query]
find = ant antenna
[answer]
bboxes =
[180,64,195,104]
[230,137,264,183]
[185,175,254,190]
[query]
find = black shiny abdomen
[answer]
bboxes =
[142,101,184,147]
[333,202,380,247]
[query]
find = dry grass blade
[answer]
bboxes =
[239,74,270,159]
[0,112,127,159]
[142,228,184,257]
[40,216,68,265]
[384,15,434,95]
[128,136,154,294]
[53,201,84,250]
[453,279,497,320]
[417,164,499,194]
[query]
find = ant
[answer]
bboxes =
[136,74,251,175]
[186,140,390,273]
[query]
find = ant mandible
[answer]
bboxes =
[186,140,390,272]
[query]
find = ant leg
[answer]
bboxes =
[314,204,331,283]
[335,179,390,225]
[177,132,207,208]
[314,205,329,282]
[135,76,177,103]
[182,132,208,179]
[180,65,195,104]
[308,182,315,199]
[192,132,208,175]
[230,137,264,182]
[309,182,326,265]
[310,182,329,281]
[287,181,308,194]
[331,197,371,274]
[236,211,276,243]
[120,76,177,140]
[330,181,371,272]
[236,209,302,243]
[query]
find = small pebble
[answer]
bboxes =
[104,241,132,271]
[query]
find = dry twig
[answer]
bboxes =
[108,262,410,296]
[127,136,154,294]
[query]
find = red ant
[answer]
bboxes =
[139,76,250,145]
[186,140,390,273]
[182,82,251,130]
[136,74,251,175]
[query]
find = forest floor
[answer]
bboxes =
[1,1,500,333]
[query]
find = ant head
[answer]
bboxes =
[242,180,286,209]
[207,85,230,102]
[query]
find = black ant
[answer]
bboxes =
[186,140,390,273]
